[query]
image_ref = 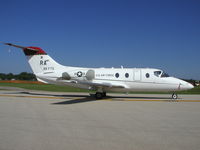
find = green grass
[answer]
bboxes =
[0,82,89,92]
[0,82,200,94]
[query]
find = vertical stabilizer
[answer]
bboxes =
[23,47,64,74]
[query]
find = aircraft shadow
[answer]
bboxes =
[8,91,99,105]
[19,91,88,98]
[6,91,174,105]
[51,97,100,105]
[20,91,172,100]
[51,96,173,105]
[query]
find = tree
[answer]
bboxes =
[0,72,36,81]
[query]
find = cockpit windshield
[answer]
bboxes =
[161,72,169,78]
[154,71,170,78]
[154,71,162,77]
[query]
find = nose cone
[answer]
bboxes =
[180,81,194,90]
[186,83,194,89]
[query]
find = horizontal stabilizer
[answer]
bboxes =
[2,42,47,56]
[3,43,38,51]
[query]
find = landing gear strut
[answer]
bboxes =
[102,92,106,97]
[95,92,107,99]
[172,93,178,100]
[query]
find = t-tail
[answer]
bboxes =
[3,43,65,77]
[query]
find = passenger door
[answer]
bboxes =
[133,69,141,81]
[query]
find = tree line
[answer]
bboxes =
[0,72,36,81]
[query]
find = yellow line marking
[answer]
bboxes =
[175,100,200,102]
[0,94,200,102]
[103,99,200,102]
[0,94,70,100]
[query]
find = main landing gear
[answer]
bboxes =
[172,93,178,100]
[95,92,107,99]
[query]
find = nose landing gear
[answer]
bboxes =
[172,93,178,100]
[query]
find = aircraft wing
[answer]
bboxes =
[56,72,126,89]
[77,80,126,89]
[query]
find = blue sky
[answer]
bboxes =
[0,0,200,79]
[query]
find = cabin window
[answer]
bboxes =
[146,73,150,78]
[154,71,161,77]
[115,73,119,78]
[125,73,129,78]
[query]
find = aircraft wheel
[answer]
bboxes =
[95,92,103,99]
[172,93,178,99]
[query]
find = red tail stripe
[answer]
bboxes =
[27,47,46,54]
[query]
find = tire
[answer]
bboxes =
[95,92,103,99]
[172,93,178,99]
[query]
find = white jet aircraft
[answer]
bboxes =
[3,43,194,99]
